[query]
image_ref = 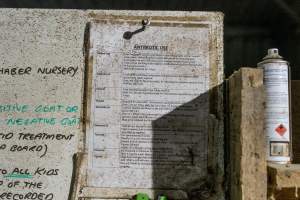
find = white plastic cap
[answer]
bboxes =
[264,48,283,60]
[268,48,279,56]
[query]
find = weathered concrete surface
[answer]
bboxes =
[292,80,300,163]
[268,163,300,200]
[0,9,224,200]
[228,68,267,200]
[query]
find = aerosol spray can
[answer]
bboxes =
[258,48,291,164]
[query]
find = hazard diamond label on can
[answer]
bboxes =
[275,124,287,136]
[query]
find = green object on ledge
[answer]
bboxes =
[135,193,150,200]
[157,195,168,200]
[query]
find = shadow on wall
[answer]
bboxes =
[151,84,224,200]
[81,21,224,200]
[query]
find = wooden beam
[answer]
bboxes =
[228,68,267,200]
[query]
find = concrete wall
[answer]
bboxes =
[0,9,224,200]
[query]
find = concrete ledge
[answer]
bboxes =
[268,163,300,200]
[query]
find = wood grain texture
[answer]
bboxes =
[228,68,267,200]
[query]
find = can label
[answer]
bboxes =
[263,63,290,162]
[270,142,289,157]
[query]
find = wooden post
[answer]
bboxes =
[228,68,267,200]
[291,80,300,163]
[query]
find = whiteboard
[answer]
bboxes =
[0,9,86,200]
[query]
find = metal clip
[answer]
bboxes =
[123,18,151,40]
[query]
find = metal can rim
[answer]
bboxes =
[257,59,289,67]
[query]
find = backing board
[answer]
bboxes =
[83,12,223,199]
